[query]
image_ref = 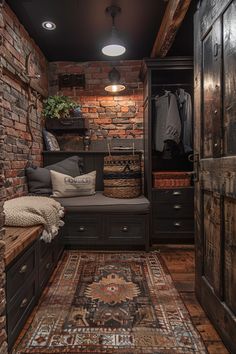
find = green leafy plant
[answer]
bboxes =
[43,95,78,119]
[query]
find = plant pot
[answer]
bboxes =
[45,117,89,132]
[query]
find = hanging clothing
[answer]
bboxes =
[176,88,193,153]
[154,91,181,152]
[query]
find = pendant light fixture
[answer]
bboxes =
[105,67,126,93]
[102,5,126,57]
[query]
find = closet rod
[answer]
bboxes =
[152,83,192,87]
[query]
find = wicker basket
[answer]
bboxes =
[103,154,142,199]
[152,171,191,188]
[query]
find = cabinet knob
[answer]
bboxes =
[173,191,182,196]
[19,264,27,274]
[174,204,182,210]
[121,226,128,232]
[20,298,28,308]
[79,226,86,232]
[174,222,181,227]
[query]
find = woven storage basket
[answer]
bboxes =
[152,171,191,188]
[103,154,142,198]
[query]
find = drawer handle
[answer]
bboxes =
[46,263,51,270]
[173,191,182,196]
[79,226,86,232]
[174,222,181,227]
[20,298,28,308]
[121,226,128,232]
[174,205,182,210]
[19,264,28,274]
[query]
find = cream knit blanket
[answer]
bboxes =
[4,196,64,243]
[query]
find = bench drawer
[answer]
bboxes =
[7,276,37,349]
[65,215,102,239]
[107,216,146,240]
[7,242,36,304]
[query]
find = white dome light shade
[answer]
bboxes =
[105,67,126,93]
[102,44,126,57]
[102,6,126,57]
[42,21,56,30]
[105,84,126,93]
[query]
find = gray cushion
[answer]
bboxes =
[26,156,83,195]
[55,191,150,213]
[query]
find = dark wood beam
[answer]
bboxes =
[151,0,192,58]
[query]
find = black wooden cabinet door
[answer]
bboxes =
[195,1,236,352]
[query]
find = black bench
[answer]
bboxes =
[43,151,150,250]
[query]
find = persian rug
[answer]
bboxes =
[14,251,207,354]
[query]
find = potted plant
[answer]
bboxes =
[43,95,88,131]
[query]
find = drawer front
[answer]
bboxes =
[7,243,36,303]
[7,276,37,349]
[65,215,102,239]
[107,216,146,240]
[39,251,54,292]
[153,218,194,233]
[152,188,194,203]
[152,202,193,219]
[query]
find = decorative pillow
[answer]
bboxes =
[43,129,60,151]
[26,156,84,195]
[50,170,96,198]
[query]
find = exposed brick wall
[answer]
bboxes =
[1,3,48,200]
[49,61,143,141]
[0,3,48,352]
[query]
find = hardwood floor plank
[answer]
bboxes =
[159,245,229,353]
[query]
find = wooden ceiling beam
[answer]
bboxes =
[151,0,192,58]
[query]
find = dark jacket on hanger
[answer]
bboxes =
[154,91,181,152]
[176,88,193,153]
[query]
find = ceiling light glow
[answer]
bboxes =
[42,21,56,30]
[102,44,126,57]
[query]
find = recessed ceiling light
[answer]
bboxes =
[42,21,56,30]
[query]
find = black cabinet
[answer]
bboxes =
[140,58,194,244]
[63,213,149,250]
[152,187,194,243]
[6,230,64,350]
[6,240,38,350]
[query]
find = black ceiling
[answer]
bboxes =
[5,0,196,62]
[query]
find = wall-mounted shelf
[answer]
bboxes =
[45,117,89,132]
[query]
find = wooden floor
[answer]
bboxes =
[157,244,229,354]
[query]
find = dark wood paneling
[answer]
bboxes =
[200,157,236,197]
[43,151,143,192]
[200,0,232,37]
[224,197,236,315]
[202,20,222,158]
[223,2,236,155]
[203,192,221,296]
[195,1,236,351]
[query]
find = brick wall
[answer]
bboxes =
[49,61,143,142]
[1,3,48,200]
[0,3,48,352]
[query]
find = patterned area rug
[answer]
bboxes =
[14,251,207,354]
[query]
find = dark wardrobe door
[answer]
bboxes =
[194,1,236,352]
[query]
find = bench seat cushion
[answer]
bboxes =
[55,191,150,214]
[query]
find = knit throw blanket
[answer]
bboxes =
[4,196,64,243]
